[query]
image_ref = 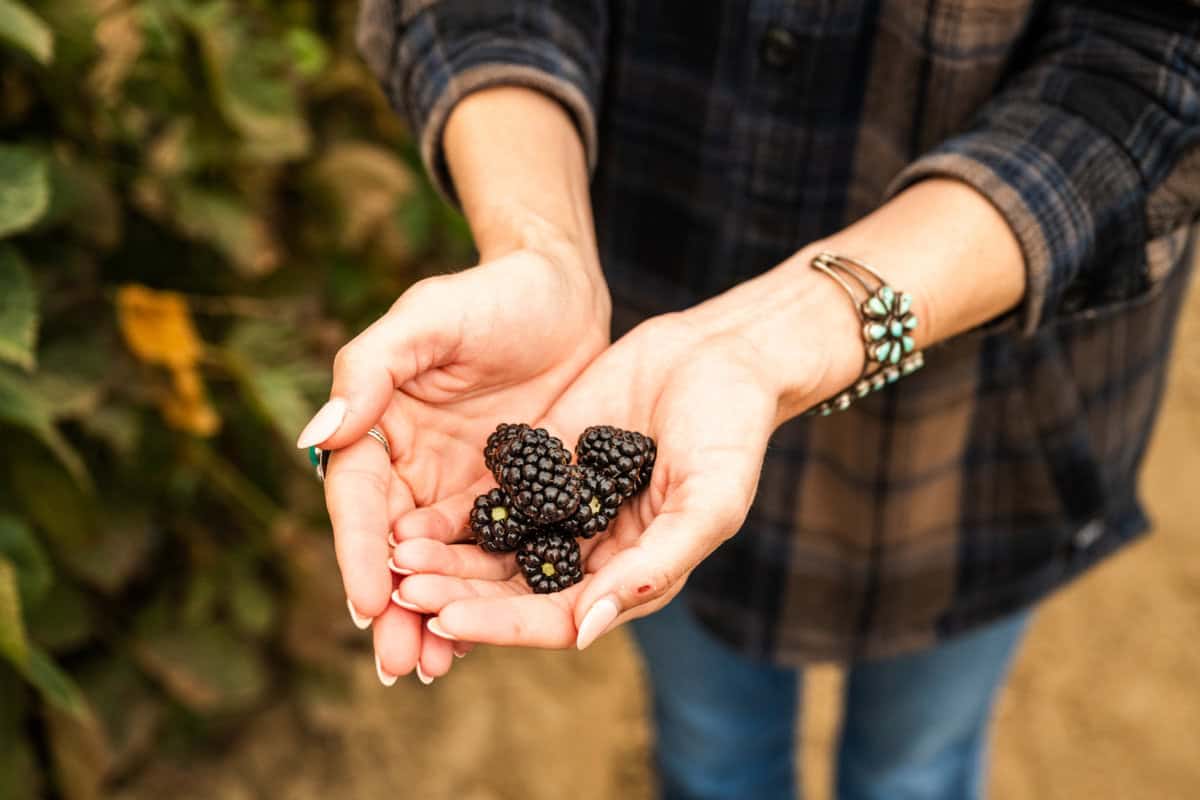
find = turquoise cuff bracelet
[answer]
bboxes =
[804,252,925,416]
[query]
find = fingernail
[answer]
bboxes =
[453,646,469,659]
[388,532,399,548]
[426,617,458,641]
[296,398,347,448]
[390,590,424,612]
[576,595,620,651]
[415,663,434,685]
[387,558,414,576]
[375,653,398,687]
[347,597,373,630]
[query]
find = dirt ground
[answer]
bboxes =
[117,276,1200,800]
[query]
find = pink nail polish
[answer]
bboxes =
[576,596,620,650]
[296,398,347,448]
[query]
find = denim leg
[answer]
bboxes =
[631,594,801,800]
[836,610,1033,800]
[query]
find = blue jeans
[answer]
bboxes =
[631,594,1031,800]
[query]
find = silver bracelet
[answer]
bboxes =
[804,252,925,417]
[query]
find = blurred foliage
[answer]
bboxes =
[0,1,472,796]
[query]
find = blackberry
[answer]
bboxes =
[483,422,530,478]
[498,427,580,524]
[470,488,536,552]
[517,531,583,593]
[576,425,657,499]
[562,467,623,539]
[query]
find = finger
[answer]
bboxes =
[391,538,516,581]
[373,604,422,685]
[392,476,492,543]
[434,590,581,649]
[573,491,743,650]
[325,437,406,620]
[392,573,515,613]
[417,625,455,683]
[297,282,462,451]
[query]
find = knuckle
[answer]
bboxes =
[332,342,362,375]
[396,276,448,309]
[325,464,389,498]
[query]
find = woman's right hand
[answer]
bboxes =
[299,231,610,684]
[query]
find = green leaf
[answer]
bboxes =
[0,145,50,239]
[27,581,92,652]
[0,366,90,488]
[226,320,315,441]
[0,513,52,607]
[284,27,327,79]
[31,334,111,420]
[0,245,37,370]
[24,645,87,717]
[0,556,30,669]
[75,658,161,775]
[168,183,280,277]
[184,6,310,162]
[0,0,53,64]
[228,568,275,636]
[133,624,269,714]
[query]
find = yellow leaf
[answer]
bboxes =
[115,284,201,370]
[162,367,220,437]
[115,285,220,436]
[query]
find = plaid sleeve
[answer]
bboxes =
[356,0,607,205]
[886,2,1200,336]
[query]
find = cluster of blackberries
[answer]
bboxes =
[471,423,656,593]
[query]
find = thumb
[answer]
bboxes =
[572,489,746,650]
[296,279,463,451]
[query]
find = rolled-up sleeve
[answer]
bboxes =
[357,0,607,204]
[886,2,1200,336]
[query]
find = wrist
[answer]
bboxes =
[684,178,1023,425]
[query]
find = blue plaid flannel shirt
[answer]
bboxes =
[359,0,1200,662]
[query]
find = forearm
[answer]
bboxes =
[685,178,1025,426]
[444,86,602,282]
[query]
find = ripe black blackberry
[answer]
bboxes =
[498,427,580,524]
[576,425,657,499]
[483,422,530,478]
[561,467,623,539]
[469,488,535,552]
[517,531,583,593]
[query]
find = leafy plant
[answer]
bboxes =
[0,1,470,795]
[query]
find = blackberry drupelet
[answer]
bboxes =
[576,425,657,499]
[469,488,535,552]
[483,422,530,478]
[498,427,580,524]
[517,531,583,593]
[561,466,623,539]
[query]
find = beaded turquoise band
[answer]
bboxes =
[804,252,925,416]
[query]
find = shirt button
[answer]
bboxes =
[761,26,800,70]
[1073,519,1104,551]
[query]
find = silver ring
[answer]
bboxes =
[366,426,392,458]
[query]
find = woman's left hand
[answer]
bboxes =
[385,260,854,649]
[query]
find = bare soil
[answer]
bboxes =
[118,275,1200,800]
